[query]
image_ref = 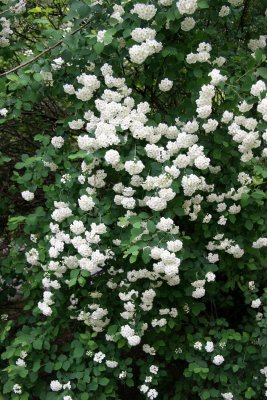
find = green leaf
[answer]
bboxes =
[192,303,205,316]
[257,67,267,79]
[162,47,177,58]
[81,395,89,400]
[245,220,253,230]
[99,377,110,386]
[68,278,77,287]
[147,220,156,233]
[68,150,93,161]
[94,42,105,54]
[73,343,84,358]
[0,154,11,165]
[198,0,209,8]
[245,388,256,399]
[202,390,210,399]
[33,338,43,350]
[78,276,86,287]
[6,74,18,81]
[32,360,41,372]
[104,29,116,45]
[8,216,26,231]
[142,247,151,264]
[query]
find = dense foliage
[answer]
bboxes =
[1,0,267,399]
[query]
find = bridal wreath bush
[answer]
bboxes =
[1,0,267,399]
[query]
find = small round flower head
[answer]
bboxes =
[16,358,26,367]
[149,365,159,374]
[21,190,34,201]
[205,272,216,282]
[159,78,173,92]
[147,389,158,399]
[131,4,157,21]
[50,380,62,391]
[205,341,214,352]
[221,393,233,400]
[251,298,261,308]
[194,341,202,350]
[128,335,141,346]
[13,384,22,394]
[78,195,95,211]
[219,6,230,17]
[93,351,105,363]
[105,149,120,165]
[140,384,149,393]
[0,108,8,117]
[177,0,198,15]
[51,136,64,149]
[106,360,118,368]
[212,355,224,365]
[181,17,196,31]
[159,0,173,5]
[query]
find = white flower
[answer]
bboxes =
[149,365,159,374]
[251,80,266,97]
[68,119,84,130]
[177,0,198,15]
[251,299,261,308]
[106,360,118,368]
[219,6,230,17]
[13,384,22,394]
[70,220,85,235]
[228,0,243,6]
[147,389,158,399]
[252,237,267,249]
[105,149,120,165]
[63,84,75,95]
[94,351,105,363]
[51,57,64,70]
[194,341,202,350]
[167,240,183,252]
[119,371,127,379]
[50,380,62,391]
[131,28,156,43]
[159,78,173,92]
[221,393,233,400]
[140,384,149,393]
[205,272,216,282]
[181,17,196,31]
[0,108,8,116]
[16,358,26,367]
[97,30,106,43]
[192,287,205,298]
[21,190,34,201]
[212,355,224,365]
[159,0,173,5]
[51,136,64,149]
[207,253,219,263]
[124,160,145,175]
[78,195,95,211]
[205,341,214,352]
[128,335,141,346]
[156,217,174,232]
[131,4,157,21]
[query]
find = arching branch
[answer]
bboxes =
[0,20,91,78]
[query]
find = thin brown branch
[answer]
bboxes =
[0,20,91,78]
[0,8,10,16]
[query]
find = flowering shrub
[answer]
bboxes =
[1,0,267,399]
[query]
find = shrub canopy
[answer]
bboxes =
[1,0,267,399]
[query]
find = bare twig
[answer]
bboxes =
[0,20,91,78]
[0,8,10,17]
